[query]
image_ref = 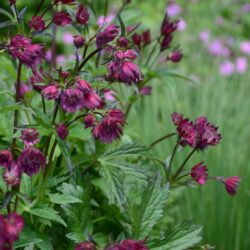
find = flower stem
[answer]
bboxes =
[171,147,197,182]
[149,132,176,148]
[34,0,45,16]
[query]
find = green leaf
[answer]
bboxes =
[49,193,82,205]
[0,8,14,20]
[32,107,52,129]
[0,20,16,29]
[0,103,25,113]
[27,205,67,227]
[129,175,169,239]
[147,222,202,250]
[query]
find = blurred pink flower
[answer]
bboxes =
[97,14,115,27]
[219,60,234,76]
[166,3,181,17]
[177,18,186,31]
[215,17,224,27]
[63,32,74,44]
[208,39,230,56]
[104,89,116,101]
[240,41,250,55]
[242,3,250,12]
[235,57,248,74]
[199,30,210,44]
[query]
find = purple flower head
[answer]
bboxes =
[114,50,125,61]
[168,50,183,62]
[92,109,125,144]
[84,114,96,128]
[171,112,184,126]
[96,24,120,48]
[105,239,148,250]
[0,150,12,168]
[132,33,142,47]
[75,241,95,250]
[74,35,85,48]
[240,41,250,55]
[56,123,69,140]
[166,3,181,17]
[199,30,210,44]
[42,84,60,100]
[107,61,121,81]
[29,16,45,31]
[20,128,40,147]
[103,89,116,101]
[124,49,138,60]
[161,15,179,36]
[3,162,21,187]
[177,119,196,147]
[191,162,208,185]
[160,34,173,51]
[177,18,186,31]
[140,86,152,96]
[63,32,74,44]
[76,4,89,25]
[20,84,32,99]
[53,11,72,26]
[9,35,44,67]
[142,30,151,46]
[223,176,241,196]
[243,3,250,12]
[219,60,234,76]
[117,37,129,48]
[235,57,248,74]
[208,39,229,57]
[18,147,45,176]
[61,88,83,113]
[97,14,115,27]
[120,61,143,85]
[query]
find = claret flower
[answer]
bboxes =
[3,162,21,186]
[20,128,40,147]
[29,16,46,32]
[75,241,95,250]
[0,150,12,168]
[53,11,72,26]
[191,162,208,185]
[76,4,89,25]
[105,239,148,250]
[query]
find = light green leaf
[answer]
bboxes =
[49,193,82,205]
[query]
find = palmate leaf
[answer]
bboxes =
[128,175,169,239]
[147,222,202,250]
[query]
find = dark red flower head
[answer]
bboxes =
[9,0,16,5]
[117,37,129,48]
[29,16,46,32]
[84,114,96,129]
[224,176,241,196]
[177,119,196,147]
[0,150,12,168]
[75,241,95,250]
[96,24,120,48]
[76,4,89,25]
[105,239,148,250]
[42,84,60,100]
[161,14,179,36]
[171,112,184,126]
[18,147,45,176]
[74,35,85,48]
[56,123,69,140]
[53,11,72,26]
[160,34,173,51]
[168,50,183,63]
[3,162,21,187]
[120,61,143,85]
[9,35,44,67]
[191,162,208,185]
[20,128,40,147]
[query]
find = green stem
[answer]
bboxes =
[167,137,180,179]
[149,132,176,148]
[171,147,197,182]
[34,0,45,16]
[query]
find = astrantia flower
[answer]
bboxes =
[18,147,45,176]
[55,0,75,4]
[42,84,60,100]
[105,239,148,250]
[9,35,44,67]
[20,128,40,147]
[224,176,241,196]
[53,11,72,26]
[56,123,69,140]
[84,114,96,128]
[171,112,184,126]
[3,163,21,186]
[76,4,89,25]
[75,241,95,250]
[74,35,85,48]
[124,49,138,60]
[96,24,120,48]
[92,109,125,144]
[61,88,83,113]
[160,34,173,51]
[168,50,183,62]
[191,162,208,185]
[117,37,129,48]
[0,150,12,168]
[120,61,143,85]
[29,16,45,31]
[177,119,196,147]
[161,15,179,35]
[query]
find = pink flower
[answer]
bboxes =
[219,60,234,76]
[56,123,69,140]
[9,35,44,67]
[20,84,32,99]
[140,86,152,96]
[97,14,115,27]
[103,89,116,101]
[177,119,196,147]
[3,162,21,186]
[29,16,45,31]
[117,37,129,48]
[177,18,186,31]
[224,176,241,196]
[75,241,95,250]
[92,109,125,144]
[171,112,184,126]
[18,148,45,176]
[0,150,12,168]
[168,50,183,62]
[84,114,96,128]
[120,61,143,85]
[42,84,60,100]
[208,39,229,57]
[105,239,148,250]
[161,15,179,35]
[191,162,208,185]
[60,88,83,113]
[96,24,120,48]
[20,128,40,147]
[199,30,210,44]
[63,32,74,44]
[76,4,89,25]
[240,41,250,55]
[74,35,85,48]
[53,11,72,26]
[242,3,250,12]
[166,3,181,17]
[235,57,248,74]
[124,49,138,60]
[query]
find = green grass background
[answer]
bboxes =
[127,0,250,249]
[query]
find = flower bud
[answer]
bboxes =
[74,35,85,48]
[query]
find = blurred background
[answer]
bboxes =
[127,0,250,250]
[0,0,249,249]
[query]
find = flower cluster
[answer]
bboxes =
[0,213,24,248]
[105,240,148,250]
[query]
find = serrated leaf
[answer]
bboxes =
[49,193,82,205]
[27,206,67,227]
[147,222,202,250]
